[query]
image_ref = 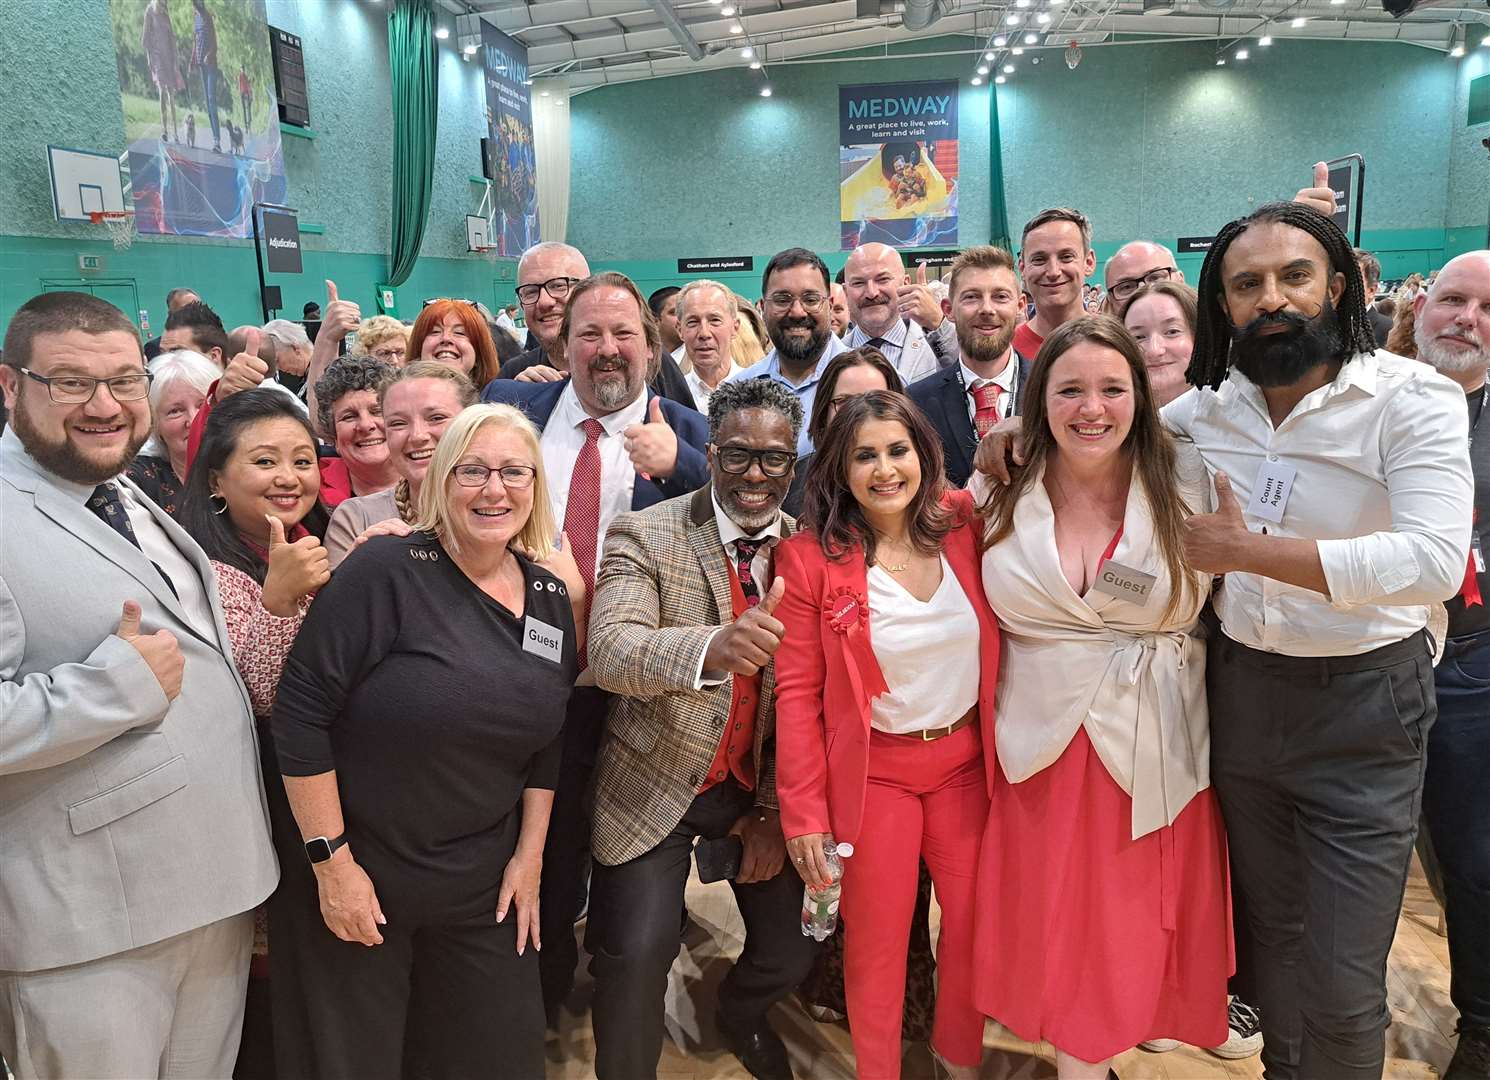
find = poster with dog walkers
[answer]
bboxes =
[109,0,287,238]
[481,22,539,256]
[839,80,959,250]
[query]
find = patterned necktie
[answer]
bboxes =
[88,484,178,598]
[564,418,606,591]
[969,381,1005,439]
[732,537,767,607]
[866,337,888,350]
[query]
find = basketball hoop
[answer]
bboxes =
[89,210,136,250]
[474,244,498,261]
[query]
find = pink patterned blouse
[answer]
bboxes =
[211,561,308,720]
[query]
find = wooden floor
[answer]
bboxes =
[547,857,1460,1079]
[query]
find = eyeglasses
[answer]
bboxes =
[713,446,798,477]
[764,292,827,314]
[21,368,152,404]
[516,277,582,305]
[369,345,406,362]
[452,463,538,488]
[1108,266,1178,302]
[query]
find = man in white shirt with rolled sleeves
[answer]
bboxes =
[1173,204,1473,1080]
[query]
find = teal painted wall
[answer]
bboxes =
[0,0,511,334]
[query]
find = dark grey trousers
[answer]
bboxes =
[1207,625,1435,1080]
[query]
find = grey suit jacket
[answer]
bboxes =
[0,429,278,972]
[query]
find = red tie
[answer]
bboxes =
[969,381,1004,438]
[564,418,605,669]
[1462,508,1483,608]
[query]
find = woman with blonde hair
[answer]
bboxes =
[732,294,769,367]
[353,315,410,366]
[323,361,478,566]
[271,404,583,1079]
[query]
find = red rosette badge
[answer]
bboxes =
[824,587,868,635]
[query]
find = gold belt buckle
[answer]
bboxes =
[922,724,946,742]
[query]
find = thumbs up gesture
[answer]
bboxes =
[896,259,943,330]
[1293,161,1338,217]
[322,279,361,344]
[702,576,788,677]
[216,327,270,402]
[622,395,680,479]
[1182,471,1251,574]
[261,514,331,617]
[115,600,185,700]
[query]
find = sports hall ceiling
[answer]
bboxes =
[439,0,1483,90]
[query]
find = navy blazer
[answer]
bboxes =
[907,354,1031,489]
[480,378,711,508]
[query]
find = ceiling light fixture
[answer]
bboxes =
[741,46,754,57]
[985,50,996,59]
[1216,56,1226,64]
[972,76,984,85]
[539,89,550,96]
[1024,31,1038,42]
[994,35,1008,46]
[434,25,449,39]
[1259,34,1273,44]
[462,44,477,55]
[977,64,990,74]
[720,3,736,13]
[760,85,772,97]
[1012,45,1025,54]
[1450,23,1466,55]
[749,58,762,68]
[1481,31,1490,46]
[1291,16,1307,27]
[1005,12,1022,24]
[1003,62,1016,72]
[995,74,1007,83]
[1037,12,1051,24]
[1235,47,1249,58]
[729,21,743,33]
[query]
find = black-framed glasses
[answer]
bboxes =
[713,445,798,477]
[764,291,827,314]
[516,276,581,305]
[21,368,151,404]
[1108,266,1178,302]
[453,463,538,488]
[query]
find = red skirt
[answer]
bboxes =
[973,728,1233,1063]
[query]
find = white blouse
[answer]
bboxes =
[867,556,981,735]
[975,444,1214,839]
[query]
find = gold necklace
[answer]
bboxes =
[877,538,913,573]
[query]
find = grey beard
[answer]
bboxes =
[1416,333,1490,375]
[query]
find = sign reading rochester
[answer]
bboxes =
[839,80,959,250]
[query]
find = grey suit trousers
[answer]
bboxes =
[0,911,253,1080]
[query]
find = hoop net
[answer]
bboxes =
[90,210,137,250]
[475,245,498,261]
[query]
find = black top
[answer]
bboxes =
[1447,385,1490,640]
[272,532,576,919]
[126,453,184,517]
[1367,307,1392,349]
[497,345,699,411]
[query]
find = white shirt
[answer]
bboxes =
[539,381,644,554]
[684,365,735,414]
[866,557,981,734]
[114,479,217,639]
[695,491,785,688]
[1162,351,1473,657]
[846,318,939,385]
[258,377,308,412]
[961,353,1018,427]
[730,334,850,456]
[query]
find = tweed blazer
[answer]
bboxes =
[588,486,794,866]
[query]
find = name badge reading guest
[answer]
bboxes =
[523,616,564,664]
[1246,459,1297,524]
[1091,561,1158,606]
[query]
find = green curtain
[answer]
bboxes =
[386,0,438,287]
[987,85,1012,251]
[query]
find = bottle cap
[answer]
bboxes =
[834,842,854,858]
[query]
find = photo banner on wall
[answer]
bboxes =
[839,80,958,250]
[482,23,539,255]
[109,0,287,238]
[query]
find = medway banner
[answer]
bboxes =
[839,80,959,250]
[481,23,539,255]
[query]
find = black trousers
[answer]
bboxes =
[588,781,819,1080]
[540,684,609,1022]
[276,808,543,1080]
[1208,627,1434,1080]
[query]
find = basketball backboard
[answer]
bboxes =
[466,213,490,251]
[48,146,128,222]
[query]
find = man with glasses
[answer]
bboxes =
[500,240,591,380]
[482,271,712,1029]
[587,378,816,1080]
[731,247,849,455]
[1103,240,1184,318]
[0,292,277,1077]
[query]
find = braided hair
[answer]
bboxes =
[1188,202,1376,391]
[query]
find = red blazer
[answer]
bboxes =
[772,489,1001,847]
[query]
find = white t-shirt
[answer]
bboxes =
[866,556,981,733]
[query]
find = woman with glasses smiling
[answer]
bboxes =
[270,404,583,1079]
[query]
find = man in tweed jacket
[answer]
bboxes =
[587,380,818,1080]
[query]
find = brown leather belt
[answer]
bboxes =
[879,706,977,742]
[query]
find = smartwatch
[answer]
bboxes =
[304,831,348,865]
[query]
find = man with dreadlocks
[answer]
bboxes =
[1169,202,1474,1080]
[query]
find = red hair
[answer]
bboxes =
[408,300,500,388]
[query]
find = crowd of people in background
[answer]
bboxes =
[1,174,1488,1080]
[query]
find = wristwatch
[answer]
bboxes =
[304,831,348,865]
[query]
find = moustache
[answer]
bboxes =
[776,316,817,331]
[1234,309,1311,342]
[1440,328,1484,349]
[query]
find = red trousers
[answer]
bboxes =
[839,724,989,1079]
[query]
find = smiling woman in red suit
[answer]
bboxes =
[773,390,1000,1080]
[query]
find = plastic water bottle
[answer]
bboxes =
[800,839,849,941]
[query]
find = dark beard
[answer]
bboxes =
[11,399,148,485]
[1229,300,1343,388]
[769,316,829,367]
[956,321,1017,368]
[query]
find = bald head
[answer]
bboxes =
[517,242,592,357]
[1104,241,1182,315]
[1413,250,1490,385]
[842,243,906,338]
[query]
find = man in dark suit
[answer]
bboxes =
[1354,248,1393,348]
[143,286,201,359]
[482,270,710,1026]
[908,245,1030,488]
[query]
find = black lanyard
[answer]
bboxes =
[1470,384,1487,451]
